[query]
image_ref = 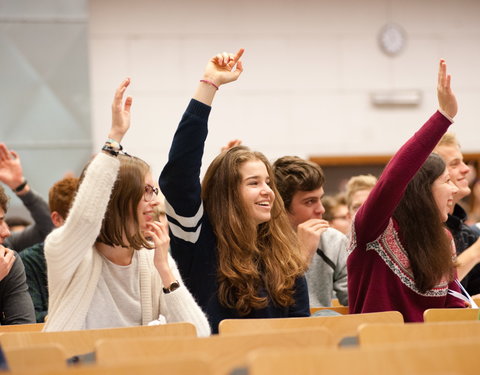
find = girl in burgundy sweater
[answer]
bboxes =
[347,60,467,322]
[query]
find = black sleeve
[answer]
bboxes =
[288,276,311,317]
[0,252,36,325]
[19,246,48,323]
[4,190,54,252]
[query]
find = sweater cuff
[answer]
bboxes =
[438,108,454,124]
[96,150,121,166]
[187,99,212,119]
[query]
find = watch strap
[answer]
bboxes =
[13,180,27,193]
[163,280,180,294]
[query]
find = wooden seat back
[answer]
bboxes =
[423,308,479,322]
[3,344,67,373]
[219,311,403,344]
[9,355,211,375]
[247,338,480,375]
[359,320,480,347]
[0,323,44,333]
[96,327,333,375]
[0,322,196,357]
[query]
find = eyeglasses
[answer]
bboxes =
[144,184,159,202]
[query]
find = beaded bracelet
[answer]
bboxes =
[102,145,119,157]
[102,139,123,157]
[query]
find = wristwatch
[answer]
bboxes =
[163,280,180,294]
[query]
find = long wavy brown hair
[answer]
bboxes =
[202,146,306,315]
[393,153,455,293]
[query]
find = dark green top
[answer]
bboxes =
[19,242,48,323]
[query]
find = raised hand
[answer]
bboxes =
[437,59,457,119]
[203,48,244,88]
[296,219,330,263]
[109,78,133,143]
[194,49,244,106]
[0,143,26,190]
[144,221,177,286]
[220,139,242,153]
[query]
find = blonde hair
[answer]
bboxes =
[435,132,459,150]
[345,174,377,208]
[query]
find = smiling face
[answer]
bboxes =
[435,144,470,203]
[287,187,325,228]
[239,160,275,225]
[431,168,459,222]
[136,172,160,231]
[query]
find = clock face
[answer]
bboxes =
[379,23,406,56]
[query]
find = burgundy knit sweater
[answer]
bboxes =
[347,111,465,322]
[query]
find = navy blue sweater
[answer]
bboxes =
[159,99,310,333]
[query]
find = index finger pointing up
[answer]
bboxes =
[232,48,245,64]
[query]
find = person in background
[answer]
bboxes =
[467,177,480,227]
[5,217,31,233]
[434,133,480,296]
[0,185,35,325]
[273,156,348,307]
[345,174,377,218]
[44,79,210,335]
[348,60,467,321]
[159,49,309,333]
[0,143,54,252]
[20,177,79,323]
[322,194,351,235]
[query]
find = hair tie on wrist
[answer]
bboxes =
[200,79,219,90]
[13,180,27,193]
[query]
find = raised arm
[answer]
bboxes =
[160,49,244,221]
[354,59,457,245]
[45,79,131,281]
[0,144,53,251]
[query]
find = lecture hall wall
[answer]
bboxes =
[89,0,480,180]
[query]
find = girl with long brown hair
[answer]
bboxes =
[44,79,210,334]
[348,60,468,321]
[159,49,309,332]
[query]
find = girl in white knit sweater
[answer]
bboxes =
[43,79,210,336]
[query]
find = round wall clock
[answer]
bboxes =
[378,23,406,56]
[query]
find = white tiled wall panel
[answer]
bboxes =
[86,0,480,177]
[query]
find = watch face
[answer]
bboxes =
[170,281,180,292]
[378,23,406,56]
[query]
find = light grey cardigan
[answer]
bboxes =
[44,152,210,336]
